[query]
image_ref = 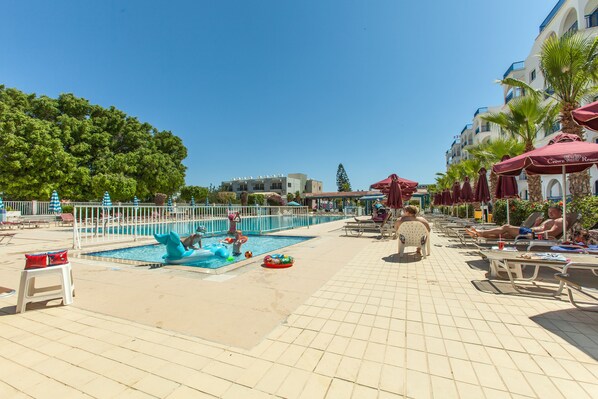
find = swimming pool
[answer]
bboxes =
[86,234,313,269]
[90,214,348,237]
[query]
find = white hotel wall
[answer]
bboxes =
[450,0,598,199]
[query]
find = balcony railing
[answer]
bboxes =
[503,61,525,79]
[540,0,565,33]
[460,123,473,134]
[473,107,488,118]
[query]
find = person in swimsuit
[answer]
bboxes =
[181,226,206,250]
[232,230,245,256]
[466,206,563,239]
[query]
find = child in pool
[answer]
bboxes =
[232,230,245,256]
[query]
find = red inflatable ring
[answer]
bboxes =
[263,254,294,269]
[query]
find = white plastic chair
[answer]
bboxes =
[397,221,430,258]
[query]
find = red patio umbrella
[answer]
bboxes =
[493,133,598,239]
[371,174,418,191]
[495,156,519,225]
[572,100,598,131]
[474,168,490,222]
[436,193,443,206]
[460,177,474,202]
[442,189,452,206]
[460,176,475,219]
[452,181,461,205]
[387,176,403,209]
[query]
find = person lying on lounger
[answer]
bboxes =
[465,206,563,239]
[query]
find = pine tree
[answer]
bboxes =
[336,163,352,192]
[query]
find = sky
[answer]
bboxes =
[1,0,555,192]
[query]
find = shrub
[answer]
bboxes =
[492,199,549,226]
[154,193,167,206]
[62,205,74,214]
[570,196,598,229]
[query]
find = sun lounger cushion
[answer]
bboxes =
[47,250,69,265]
[25,253,48,269]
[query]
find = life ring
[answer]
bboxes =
[263,254,294,269]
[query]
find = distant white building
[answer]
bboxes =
[220,173,323,198]
[447,0,598,199]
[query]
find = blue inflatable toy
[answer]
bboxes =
[154,231,230,264]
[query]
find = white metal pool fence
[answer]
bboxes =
[72,204,314,249]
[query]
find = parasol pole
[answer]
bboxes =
[506,199,510,226]
[562,165,567,241]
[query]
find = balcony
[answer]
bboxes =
[540,0,566,33]
[503,61,525,79]
[505,87,524,104]
[540,0,565,33]
[460,123,473,135]
[475,124,491,135]
[473,107,488,118]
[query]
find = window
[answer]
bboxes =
[253,183,264,190]
[270,182,282,190]
[530,69,536,82]
[566,21,578,35]
[587,9,598,28]
[238,184,247,191]
[288,183,292,188]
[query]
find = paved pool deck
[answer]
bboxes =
[0,220,597,398]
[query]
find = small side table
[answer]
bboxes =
[16,263,74,313]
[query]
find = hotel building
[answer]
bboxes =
[220,173,323,198]
[446,0,598,199]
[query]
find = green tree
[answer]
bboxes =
[179,186,209,202]
[481,93,558,202]
[0,86,188,200]
[336,163,351,192]
[465,138,525,200]
[503,32,598,199]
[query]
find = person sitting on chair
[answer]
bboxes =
[466,206,563,239]
[394,206,430,255]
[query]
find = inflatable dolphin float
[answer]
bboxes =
[154,231,230,264]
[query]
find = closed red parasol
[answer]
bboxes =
[493,133,598,239]
[474,168,490,203]
[495,156,519,225]
[460,177,474,203]
[442,189,452,206]
[387,176,403,209]
[452,181,461,205]
[474,168,490,222]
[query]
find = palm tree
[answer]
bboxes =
[503,32,598,199]
[465,138,525,199]
[481,94,558,202]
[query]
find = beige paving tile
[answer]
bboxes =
[254,364,292,394]
[324,378,353,399]
[183,372,233,397]
[350,383,378,399]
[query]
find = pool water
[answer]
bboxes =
[86,234,313,269]
[93,214,348,236]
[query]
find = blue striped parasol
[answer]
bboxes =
[102,191,112,210]
[167,196,173,211]
[190,196,195,207]
[205,197,209,206]
[49,190,62,213]
[133,196,139,208]
[0,196,4,210]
